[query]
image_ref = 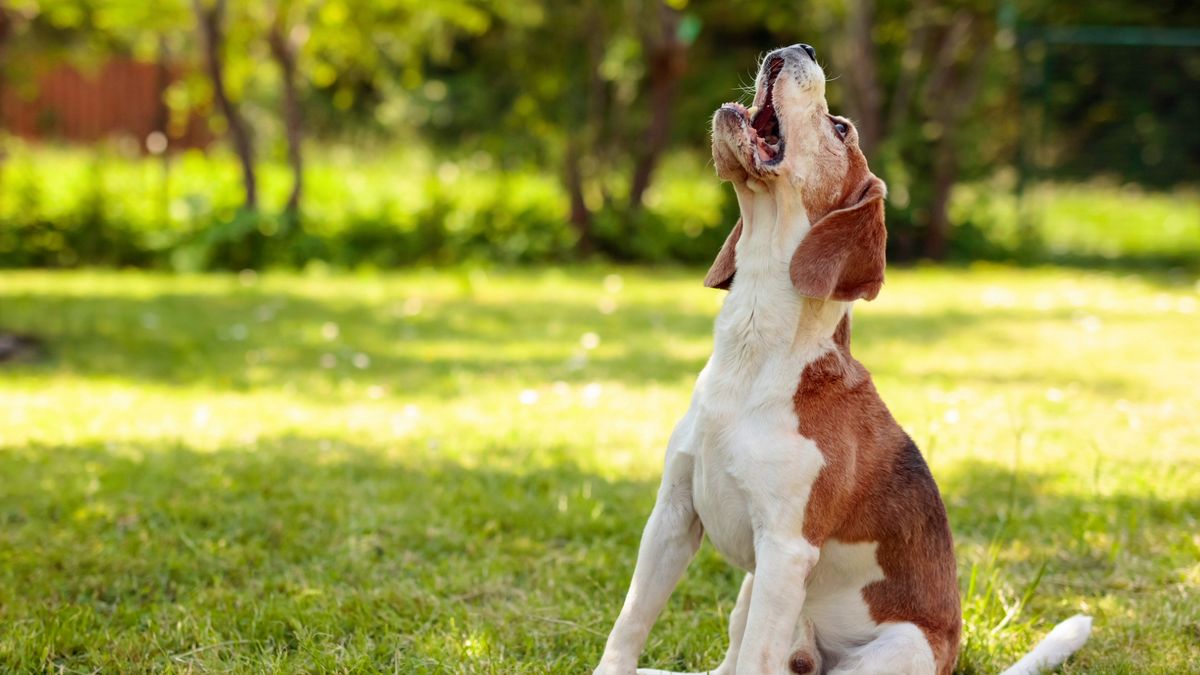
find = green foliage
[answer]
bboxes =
[1,266,1198,671]
[949,178,1200,268]
[4,0,1198,265]
[0,142,736,269]
[2,143,1198,271]
[1030,42,1200,188]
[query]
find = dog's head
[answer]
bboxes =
[706,43,887,302]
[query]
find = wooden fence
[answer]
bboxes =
[1,58,211,151]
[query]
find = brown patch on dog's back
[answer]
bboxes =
[795,315,961,674]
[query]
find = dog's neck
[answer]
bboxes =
[713,183,848,362]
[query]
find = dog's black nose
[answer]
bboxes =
[795,43,816,61]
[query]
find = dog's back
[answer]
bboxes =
[796,317,960,672]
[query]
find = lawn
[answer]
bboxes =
[1,265,1198,673]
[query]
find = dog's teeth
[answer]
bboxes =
[747,106,758,119]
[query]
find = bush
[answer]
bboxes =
[3,141,1196,271]
[0,141,735,271]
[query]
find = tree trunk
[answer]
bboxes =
[153,36,171,142]
[0,5,12,196]
[268,14,303,217]
[154,36,172,228]
[565,139,594,255]
[924,145,955,259]
[886,2,932,141]
[628,2,686,211]
[920,12,991,259]
[193,0,257,211]
[841,0,884,157]
[562,1,608,255]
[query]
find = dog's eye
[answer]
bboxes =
[834,122,848,138]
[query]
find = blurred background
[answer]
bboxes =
[2,1,1200,672]
[0,0,1197,271]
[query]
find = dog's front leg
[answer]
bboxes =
[734,534,819,675]
[594,451,703,675]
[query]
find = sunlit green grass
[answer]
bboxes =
[952,180,1200,268]
[1,266,1198,673]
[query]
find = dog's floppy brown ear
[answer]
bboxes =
[790,177,887,301]
[703,217,743,290]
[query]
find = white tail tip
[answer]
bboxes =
[999,615,1092,675]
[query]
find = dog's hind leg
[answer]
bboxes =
[825,622,937,675]
[712,572,754,674]
[636,572,754,675]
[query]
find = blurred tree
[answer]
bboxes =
[562,0,695,253]
[193,0,257,210]
[451,0,699,255]
[266,0,304,217]
[0,2,12,205]
[833,0,996,259]
[628,1,690,214]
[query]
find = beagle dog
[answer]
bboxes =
[593,44,1091,675]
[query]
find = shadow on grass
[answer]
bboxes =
[1034,252,1200,276]
[0,288,1151,399]
[907,254,1200,283]
[1,434,1196,671]
[0,434,663,671]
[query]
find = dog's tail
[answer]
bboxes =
[998,614,1092,675]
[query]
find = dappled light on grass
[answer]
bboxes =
[0,266,1198,671]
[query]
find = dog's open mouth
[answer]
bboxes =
[751,57,785,162]
[722,57,784,167]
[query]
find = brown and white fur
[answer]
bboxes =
[593,44,1091,675]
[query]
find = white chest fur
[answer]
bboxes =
[681,194,845,571]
